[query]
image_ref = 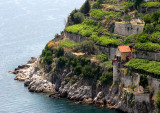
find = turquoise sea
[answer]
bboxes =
[0,0,121,113]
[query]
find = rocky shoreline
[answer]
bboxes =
[9,57,153,113]
[9,57,56,93]
[9,57,113,107]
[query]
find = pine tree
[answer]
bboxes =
[80,0,90,15]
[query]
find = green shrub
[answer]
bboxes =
[55,47,64,58]
[150,32,160,44]
[75,40,98,55]
[57,57,68,68]
[82,19,97,26]
[42,44,53,65]
[139,75,148,88]
[143,14,151,25]
[100,71,113,84]
[73,65,82,75]
[82,65,94,78]
[124,34,138,44]
[90,9,107,19]
[79,56,91,66]
[101,61,112,66]
[43,55,53,65]
[152,11,160,24]
[144,24,154,34]
[124,15,132,23]
[155,24,160,31]
[137,34,149,43]
[96,54,108,62]
[71,57,79,67]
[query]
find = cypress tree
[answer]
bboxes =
[80,0,90,15]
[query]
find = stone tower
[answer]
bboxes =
[113,61,119,82]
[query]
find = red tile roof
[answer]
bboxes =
[118,46,131,53]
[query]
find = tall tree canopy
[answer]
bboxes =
[80,0,91,15]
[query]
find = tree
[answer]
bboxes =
[152,11,160,24]
[144,24,154,34]
[143,14,151,25]
[137,34,149,43]
[124,15,132,23]
[75,41,98,55]
[134,0,143,9]
[97,0,104,4]
[73,12,85,24]
[80,0,90,15]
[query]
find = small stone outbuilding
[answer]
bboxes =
[116,45,131,61]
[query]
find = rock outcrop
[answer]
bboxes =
[10,56,155,113]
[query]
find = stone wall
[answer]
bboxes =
[113,62,119,82]
[134,50,160,61]
[114,22,144,36]
[148,77,160,97]
[63,32,89,43]
[120,72,139,88]
[99,46,117,59]
[135,93,150,103]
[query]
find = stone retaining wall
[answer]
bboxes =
[63,32,89,42]
[114,22,144,36]
[134,50,160,61]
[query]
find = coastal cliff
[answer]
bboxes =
[9,0,160,113]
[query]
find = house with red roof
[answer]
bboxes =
[116,45,131,61]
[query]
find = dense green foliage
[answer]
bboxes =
[80,0,91,14]
[124,34,138,44]
[124,15,132,23]
[135,42,160,51]
[55,47,64,58]
[75,40,98,54]
[96,53,108,62]
[143,14,151,25]
[120,1,134,9]
[65,23,95,37]
[140,2,160,8]
[90,9,107,19]
[59,40,77,48]
[150,32,160,44]
[42,44,53,65]
[100,71,113,84]
[56,56,68,68]
[66,9,85,26]
[90,33,122,46]
[139,75,148,88]
[97,35,122,46]
[126,58,160,75]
